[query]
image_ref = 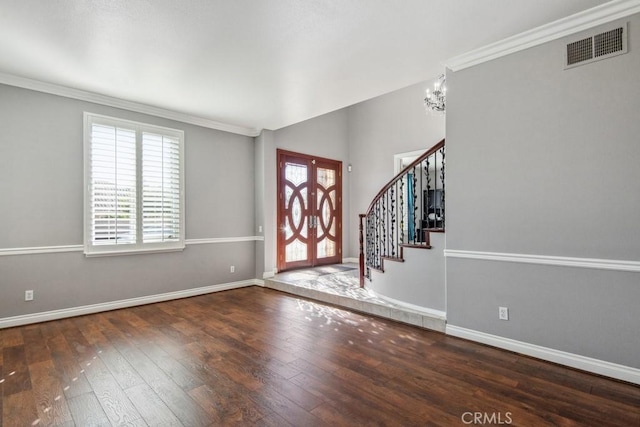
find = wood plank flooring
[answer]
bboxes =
[1,286,639,426]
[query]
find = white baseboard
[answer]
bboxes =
[446,325,640,385]
[342,257,359,264]
[0,279,262,329]
[371,291,446,320]
[263,271,276,279]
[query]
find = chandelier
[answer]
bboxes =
[424,74,446,113]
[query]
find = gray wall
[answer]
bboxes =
[347,81,445,257]
[0,84,256,318]
[259,82,446,312]
[254,129,275,278]
[369,233,446,312]
[446,15,640,368]
[254,130,266,278]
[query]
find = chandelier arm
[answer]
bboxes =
[424,74,446,113]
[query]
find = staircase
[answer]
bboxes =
[359,139,445,286]
[263,139,446,333]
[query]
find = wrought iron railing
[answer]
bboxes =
[359,139,445,286]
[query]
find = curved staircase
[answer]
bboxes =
[359,139,445,286]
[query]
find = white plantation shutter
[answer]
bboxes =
[84,113,184,256]
[142,132,181,243]
[89,124,137,245]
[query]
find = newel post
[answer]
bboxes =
[359,214,366,288]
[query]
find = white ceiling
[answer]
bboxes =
[0,0,610,132]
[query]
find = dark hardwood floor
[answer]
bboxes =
[1,287,639,426]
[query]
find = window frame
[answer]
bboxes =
[83,112,185,257]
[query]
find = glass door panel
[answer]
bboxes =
[280,155,312,268]
[315,163,340,264]
[277,150,342,272]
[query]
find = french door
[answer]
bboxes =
[277,150,342,272]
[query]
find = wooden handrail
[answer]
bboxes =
[364,138,445,216]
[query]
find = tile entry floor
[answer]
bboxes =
[264,263,446,332]
[270,264,393,305]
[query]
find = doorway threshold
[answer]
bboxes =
[264,263,445,333]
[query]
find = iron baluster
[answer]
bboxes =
[375,201,381,268]
[439,146,445,229]
[382,191,387,257]
[425,156,431,228]
[399,175,404,244]
[411,166,418,245]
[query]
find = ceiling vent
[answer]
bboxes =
[565,23,627,69]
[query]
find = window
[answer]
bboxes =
[84,113,184,256]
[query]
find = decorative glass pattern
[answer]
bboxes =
[285,163,307,186]
[284,162,309,263]
[324,190,335,225]
[291,195,302,229]
[317,239,336,258]
[316,167,337,260]
[279,156,341,268]
[286,239,307,262]
[317,168,335,188]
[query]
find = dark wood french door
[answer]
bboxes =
[277,150,342,272]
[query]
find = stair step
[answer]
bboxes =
[381,256,405,263]
[264,277,446,333]
[400,243,432,250]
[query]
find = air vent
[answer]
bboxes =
[565,23,627,69]
[567,37,593,65]
[594,27,624,58]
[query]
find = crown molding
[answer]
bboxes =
[446,0,640,72]
[0,72,262,137]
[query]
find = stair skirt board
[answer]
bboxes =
[370,290,446,320]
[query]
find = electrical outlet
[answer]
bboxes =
[25,290,34,301]
[499,306,509,320]
[258,225,263,233]
[230,265,235,273]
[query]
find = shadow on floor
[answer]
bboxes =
[264,263,446,332]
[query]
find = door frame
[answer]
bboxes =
[276,149,342,272]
